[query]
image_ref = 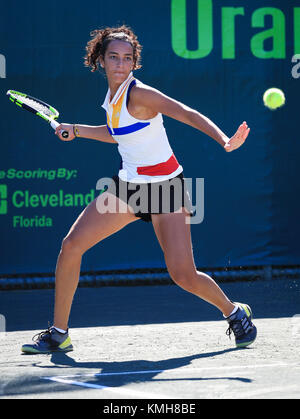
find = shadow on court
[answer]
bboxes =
[3,347,252,397]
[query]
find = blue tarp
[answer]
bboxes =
[0,0,299,274]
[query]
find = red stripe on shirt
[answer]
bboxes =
[137,154,180,176]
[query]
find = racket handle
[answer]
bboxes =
[50,120,69,139]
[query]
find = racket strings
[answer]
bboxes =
[16,95,53,117]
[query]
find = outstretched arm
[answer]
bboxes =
[131,85,250,152]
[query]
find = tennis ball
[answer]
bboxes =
[263,88,285,110]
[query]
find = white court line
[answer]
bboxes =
[44,361,300,380]
[43,375,173,399]
[45,368,165,380]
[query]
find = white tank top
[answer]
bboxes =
[101,72,183,183]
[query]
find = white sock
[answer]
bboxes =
[224,304,239,319]
[53,326,67,334]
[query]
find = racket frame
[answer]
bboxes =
[7,90,69,138]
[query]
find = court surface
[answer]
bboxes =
[0,278,299,399]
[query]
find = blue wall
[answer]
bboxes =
[0,0,299,274]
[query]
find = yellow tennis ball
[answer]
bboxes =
[263,88,285,110]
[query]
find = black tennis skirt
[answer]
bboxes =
[106,172,194,223]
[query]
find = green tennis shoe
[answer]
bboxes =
[21,327,73,354]
[226,303,257,348]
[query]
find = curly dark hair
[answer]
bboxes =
[84,25,142,73]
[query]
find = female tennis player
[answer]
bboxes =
[22,25,256,354]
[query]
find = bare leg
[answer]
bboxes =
[151,210,235,317]
[53,192,138,330]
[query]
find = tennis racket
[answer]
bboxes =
[6,90,69,138]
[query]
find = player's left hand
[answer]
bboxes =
[224,121,250,152]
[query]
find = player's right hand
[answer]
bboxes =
[55,123,76,141]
